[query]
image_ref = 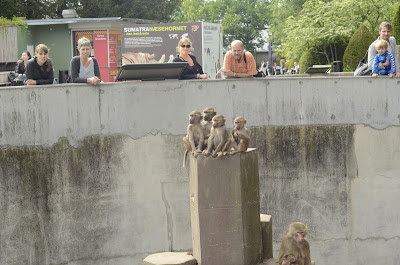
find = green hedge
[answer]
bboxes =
[299,51,313,74]
[0,16,26,28]
[342,24,375,72]
[392,5,400,43]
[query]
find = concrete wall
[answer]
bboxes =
[0,76,399,265]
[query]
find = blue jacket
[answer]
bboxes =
[372,51,395,74]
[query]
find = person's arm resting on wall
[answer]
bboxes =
[222,51,257,78]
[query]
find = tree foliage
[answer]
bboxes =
[267,0,307,45]
[392,4,400,42]
[0,16,26,28]
[0,0,80,19]
[173,0,269,53]
[342,25,375,71]
[0,0,181,21]
[277,0,398,64]
[298,50,313,74]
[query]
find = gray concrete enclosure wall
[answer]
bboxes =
[0,76,399,265]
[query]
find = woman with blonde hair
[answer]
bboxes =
[173,37,207,79]
[69,37,101,85]
[25,44,54,85]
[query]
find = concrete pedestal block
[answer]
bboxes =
[260,214,273,260]
[189,148,262,265]
[143,252,197,265]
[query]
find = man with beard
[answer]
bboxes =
[367,21,400,77]
[222,40,257,78]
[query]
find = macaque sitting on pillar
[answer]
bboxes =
[203,114,230,158]
[277,222,312,265]
[183,111,204,167]
[228,116,250,154]
[201,107,217,147]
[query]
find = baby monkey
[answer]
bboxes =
[282,254,296,265]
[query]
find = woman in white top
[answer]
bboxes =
[69,37,101,85]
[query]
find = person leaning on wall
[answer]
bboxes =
[173,37,208,79]
[367,21,400,77]
[15,50,32,75]
[25,44,54,85]
[222,40,257,78]
[69,37,101,85]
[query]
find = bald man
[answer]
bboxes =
[222,40,257,78]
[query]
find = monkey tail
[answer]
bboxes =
[183,150,188,168]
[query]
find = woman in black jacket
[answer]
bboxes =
[173,37,207,79]
[25,44,54,85]
[15,50,31,75]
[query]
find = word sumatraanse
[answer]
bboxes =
[124,26,188,33]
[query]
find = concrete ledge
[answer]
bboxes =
[143,252,196,265]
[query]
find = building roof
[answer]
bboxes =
[24,17,157,26]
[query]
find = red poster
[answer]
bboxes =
[100,68,109,82]
[94,31,108,81]
[93,32,108,67]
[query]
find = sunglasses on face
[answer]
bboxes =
[181,45,191,48]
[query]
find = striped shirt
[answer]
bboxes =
[223,51,257,75]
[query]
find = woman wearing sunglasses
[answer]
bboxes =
[173,37,208,79]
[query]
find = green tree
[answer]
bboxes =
[77,0,182,22]
[392,4,400,42]
[0,0,180,21]
[342,24,375,71]
[267,0,307,45]
[173,0,269,53]
[298,50,313,74]
[0,16,26,28]
[278,0,398,64]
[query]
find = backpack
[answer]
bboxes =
[243,52,265,77]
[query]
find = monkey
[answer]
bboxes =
[282,254,297,265]
[277,222,311,265]
[200,107,217,147]
[183,111,204,167]
[227,116,250,155]
[203,114,230,158]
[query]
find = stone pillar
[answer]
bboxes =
[260,214,273,260]
[189,148,262,265]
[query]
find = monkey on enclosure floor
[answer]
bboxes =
[225,116,250,155]
[203,114,230,158]
[201,107,217,148]
[277,222,312,265]
[183,111,204,167]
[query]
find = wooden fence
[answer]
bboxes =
[0,26,18,62]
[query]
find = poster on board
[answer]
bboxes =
[121,22,222,78]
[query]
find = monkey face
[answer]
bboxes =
[295,231,305,243]
[212,117,224,128]
[189,114,201,124]
[203,111,216,122]
[234,120,245,130]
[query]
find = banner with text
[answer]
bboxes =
[121,23,203,65]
